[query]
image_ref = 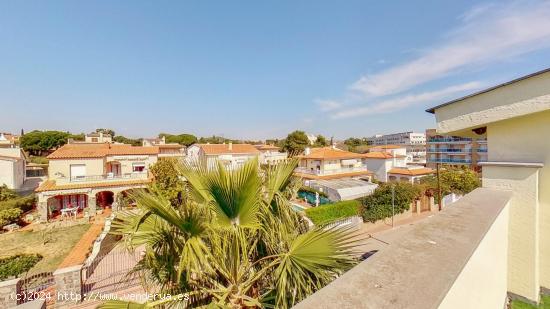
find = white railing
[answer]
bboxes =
[56,172,149,184]
[322,215,363,231]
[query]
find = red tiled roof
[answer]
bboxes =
[388,168,434,176]
[35,178,152,192]
[363,152,406,159]
[294,170,373,180]
[297,147,368,160]
[47,143,159,159]
[198,144,260,155]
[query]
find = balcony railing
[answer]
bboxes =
[295,166,369,176]
[57,172,149,184]
[427,158,472,164]
[477,148,488,152]
[427,148,471,153]
[428,137,472,143]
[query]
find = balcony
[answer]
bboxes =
[56,172,149,184]
[295,165,369,176]
[427,158,472,164]
[428,137,472,143]
[427,148,471,153]
[477,148,488,153]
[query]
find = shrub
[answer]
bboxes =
[0,208,23,227]
[0,254,43,280]
[0,185,17,202]
[0,195,36,213]
[361,182,421,223]
[298,186,328,198]
[304,200,361,225]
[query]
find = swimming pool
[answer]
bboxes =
[297,191,331,206]
[292,203,307,212]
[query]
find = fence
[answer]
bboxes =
[17,272,55,305]
[322,216,363,231]
[81,250,143,296]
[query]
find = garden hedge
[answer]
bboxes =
[361,182,421,223]
[304,200,361,225]
[0,254,43,280]
[0,195,35,213]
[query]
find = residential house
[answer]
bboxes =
[294,146,377,201]
[186,143,260,170]
[254,144,287,165]
[426,128,487,171]
[0,133,18,148]
[0,147,26,190]
[296,68,550,308]
[363,151,434,183]
[35,143,159,221]
[142,136,185,158]
[84,132,112,143]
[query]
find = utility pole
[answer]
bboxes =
[392,184,395,227]
[436,163,443,211]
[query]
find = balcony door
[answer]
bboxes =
[107,162,121,177]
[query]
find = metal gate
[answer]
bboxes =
[81,250,143,296]
[18,272,55,304]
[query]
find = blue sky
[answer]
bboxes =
[1,1,550,140]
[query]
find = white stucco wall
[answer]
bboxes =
[439,200,509,309]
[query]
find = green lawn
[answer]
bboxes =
[512,295,550,309]
[0,223,90,274]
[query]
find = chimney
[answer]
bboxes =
[228,142,233,151]
[305,147,311,155]
[99,132,103,139]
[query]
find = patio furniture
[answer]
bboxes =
[60,207,78,220]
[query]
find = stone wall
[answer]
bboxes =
[53,265,83,308]
[0,278,20,309]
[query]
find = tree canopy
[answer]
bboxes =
[282,130,310,155]
[149,158,185,205]
[361,182,421,223]
[112,135,142,146]
[314,134,328,147]
[95,128,115,136]
[159,133,198,146]
[419,167,481,199]
[19,130,77,155]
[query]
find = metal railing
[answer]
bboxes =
[427,148,471,153]
[476,148,488,152]
[428,137,472,143]
[57,172,149,184]
[427,158,472,164]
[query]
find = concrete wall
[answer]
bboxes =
[49,158,105,179]
[365,158,391,182]
[483,110,550,299]
[438,199,509,309]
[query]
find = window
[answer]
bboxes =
[132,163,146,172]
[91,138,98,142]
[70,164,86,180]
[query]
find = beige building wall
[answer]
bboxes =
[486,109,550,294]
[439,200,509,309]
[48,158,105,179]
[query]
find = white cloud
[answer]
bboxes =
[350,1,550,97]
[315,99,342,111]
[332,81,482,119]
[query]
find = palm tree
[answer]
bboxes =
[101,158,362,309]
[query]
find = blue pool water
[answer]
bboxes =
[297,191,331,206]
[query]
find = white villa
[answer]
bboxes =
[364,151,433,183]
[254,144,288,165]
[186,143,260,170]
[0,147,27,190]
[142,136,186,158]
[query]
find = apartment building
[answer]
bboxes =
[35,143,159,221]
[367,132,427,163]
[254,144,288,165]
[425,128,488,171]
[186,143,260,170]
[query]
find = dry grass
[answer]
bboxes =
[0,223,90,274]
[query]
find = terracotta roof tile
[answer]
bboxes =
[35,178,152,192]
[297,147,368,160]
[199,144,260,155]
[363,152,406,159]
[48,143,159,159]
[255,144,281,151]
[388,167,434,176]
[293,170,373,180]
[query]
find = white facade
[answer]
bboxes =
[367,131,426,146]
[85,132,112,143]
[186,143,260,170]
[0,147,26,190]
